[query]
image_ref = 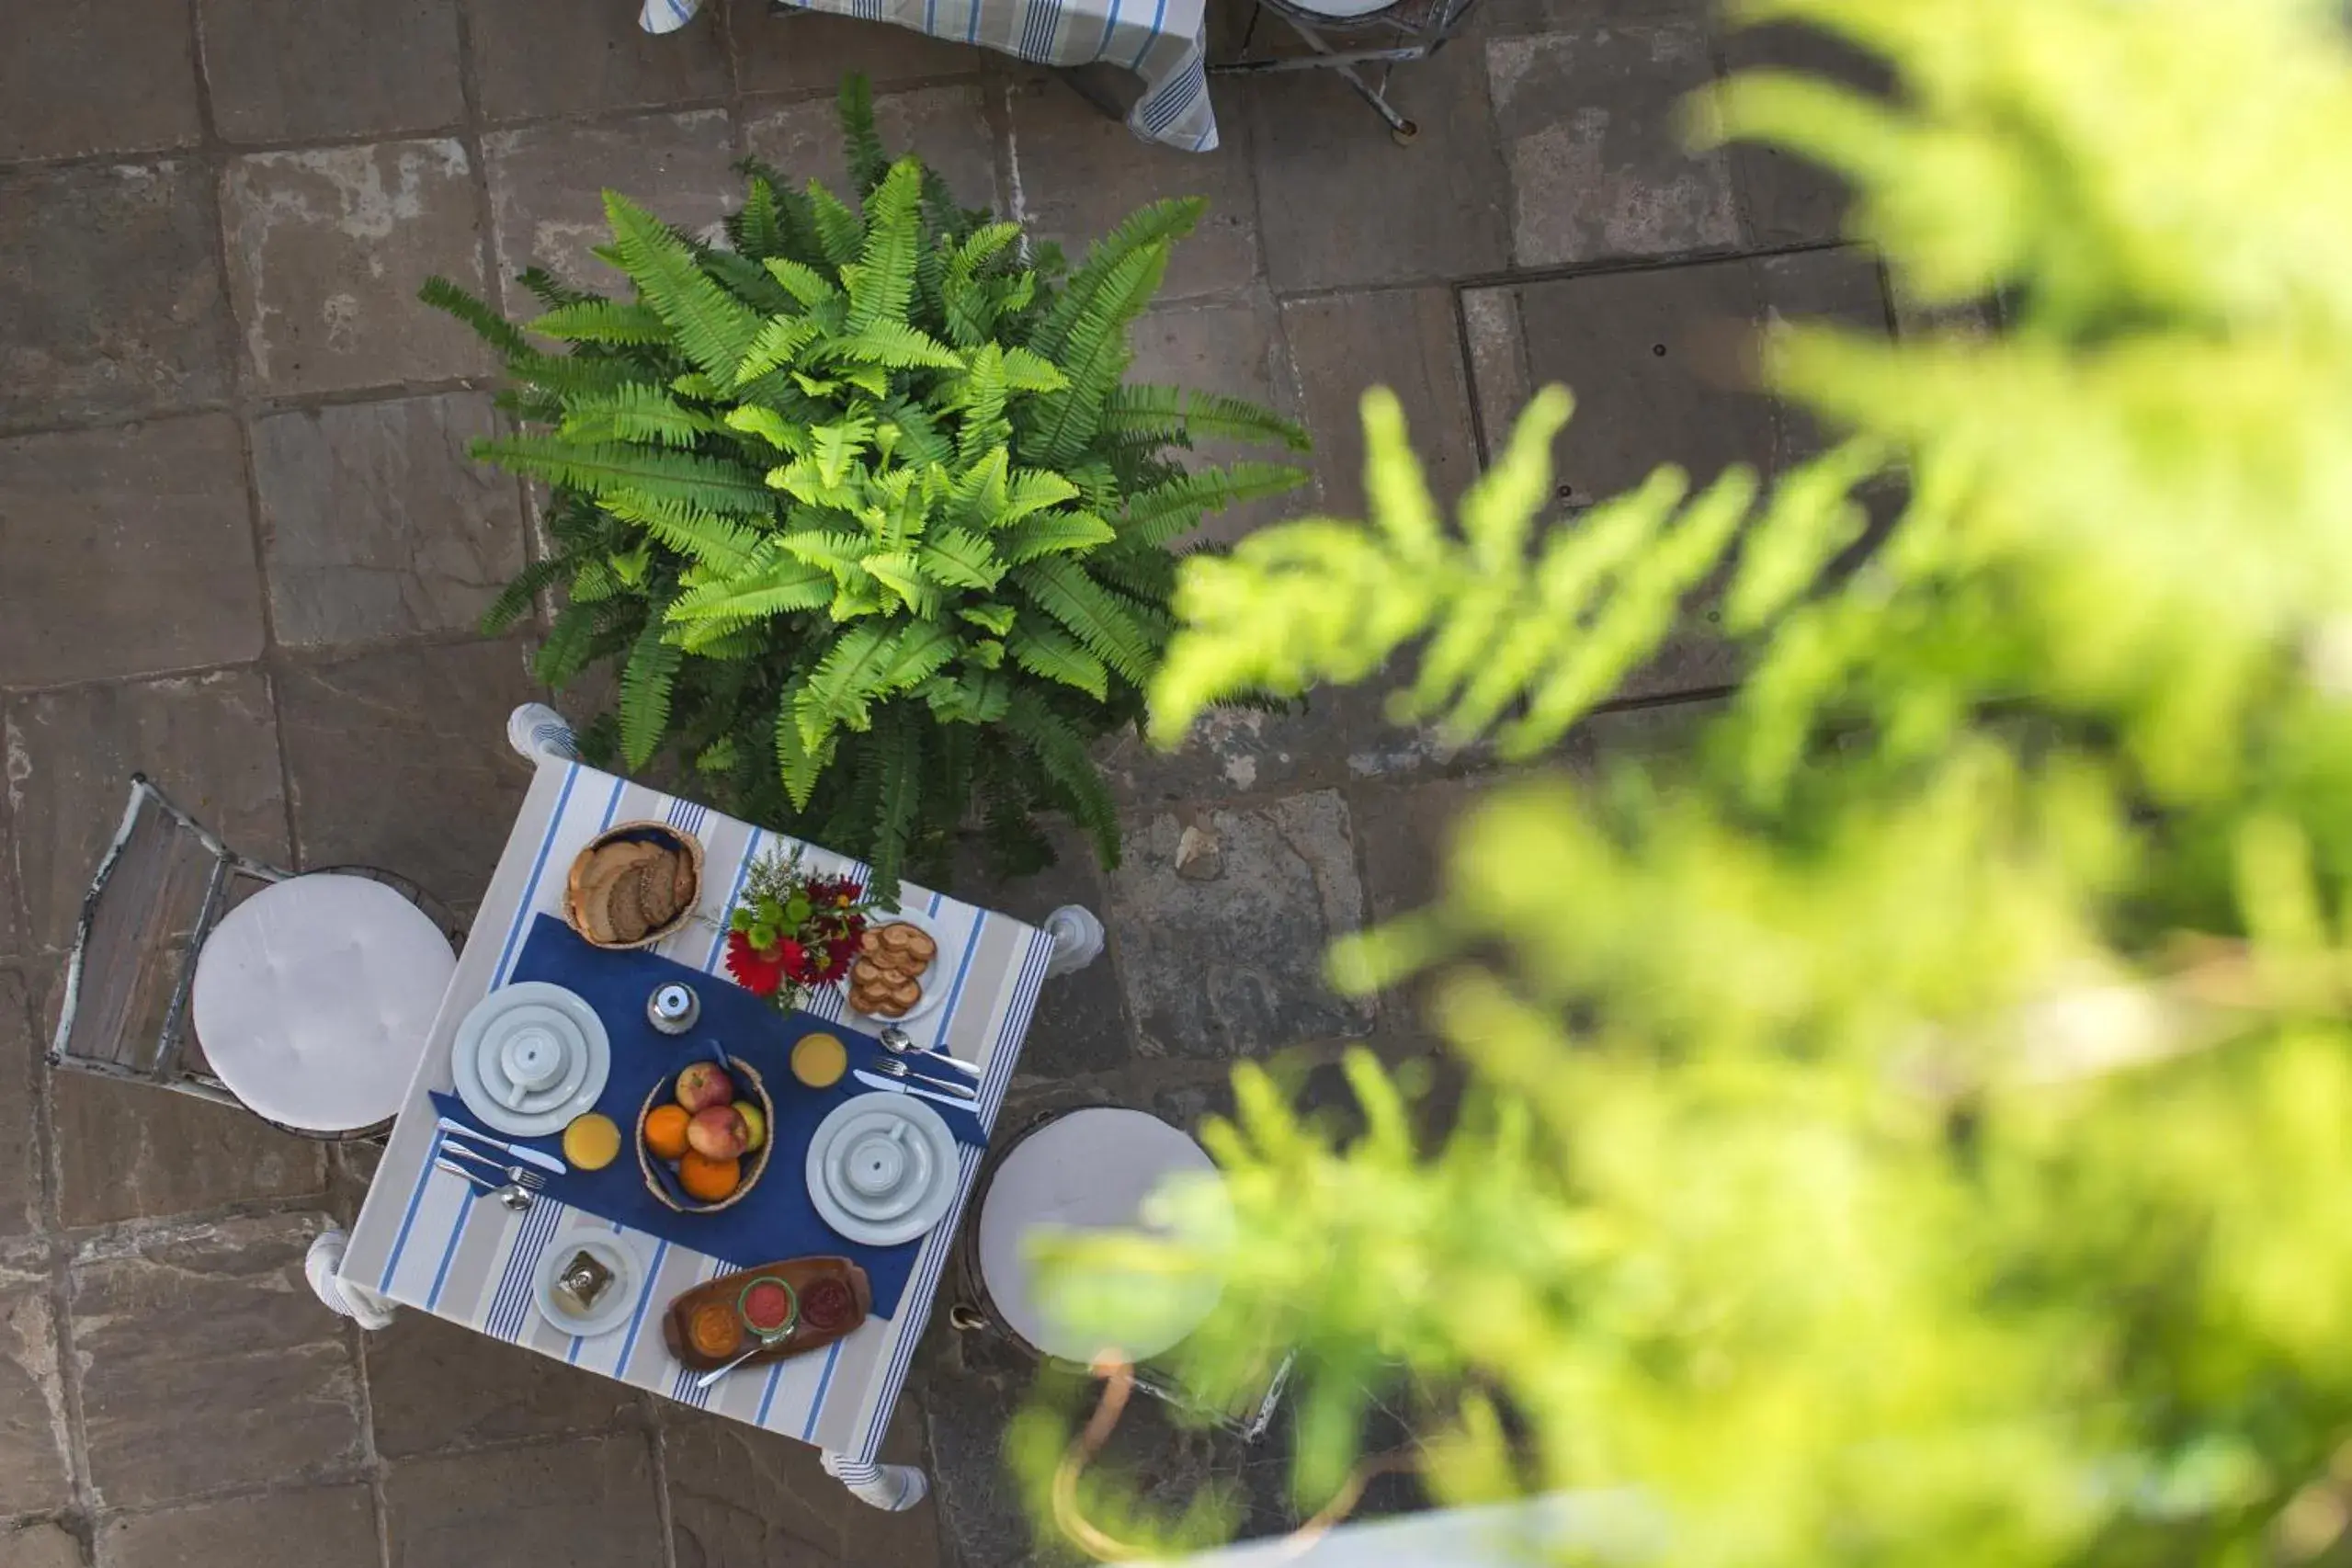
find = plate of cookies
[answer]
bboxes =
[844,907,947,1022]
[565,822,703,949]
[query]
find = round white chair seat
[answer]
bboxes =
[191,873,455,1134]
[976,1108,1226,1363]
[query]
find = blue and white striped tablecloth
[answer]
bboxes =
[642,0,1219,152]
[339,758,1051,1465]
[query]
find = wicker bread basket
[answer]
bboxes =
[638,1059,773,1214]
[564,821,703,950]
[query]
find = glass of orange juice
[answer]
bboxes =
[790,1031,846,1088]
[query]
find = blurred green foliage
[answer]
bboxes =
[1023,0,2352,1562]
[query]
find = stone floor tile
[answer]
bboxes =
[470,0,728,120]
[1005,77,1259,303]
[0,164,230,427]
[365,1311,649,1460]
[384,1433,666,1568]
[0,0,201,162]
[1,1519,85,1568]
[6,668,289,953]
[254,392,527,649]
[1474,260,1774,504]
[745,83,1001,214]
[97,1483,378,1568]
[1248,28,1511,291]
[278,639,541,911]
[0,1260,70,1518]
[484,111,740,312]
[1350,773,1493,927]
[50,1071,329,1229]
[222,141,493,396]
[198,0,464,142]
[74,1213,364,1509]
[1279,289,1478,517]
[1106,790,1374,1059]
[0,419,264,689]
[956,826,1135,1084]
[1720,19,1892,249]
[0,799,26,963]
[0,973,40,1238]
[1756,246,1889,470]
[1485,15,1739,269]
[915,1368,1034,1568]
[729,0,986,96]
[663,1405,850,1566]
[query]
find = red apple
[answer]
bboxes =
[687,1105,749,1159]
[674,1062,732,1113]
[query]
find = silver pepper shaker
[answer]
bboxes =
[647,982,700,1035]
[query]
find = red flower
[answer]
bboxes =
[778,939,812,983]
[823,937,855,979]
[725,930,785,997]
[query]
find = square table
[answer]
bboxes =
[338,746,1053,1506]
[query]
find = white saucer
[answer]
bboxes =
[805,1092,959,1245]
[451,982,610,1137]
[842,905,952,1026]
[532,1233,639,1338]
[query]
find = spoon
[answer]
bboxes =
[692,1340,765,1389]
[877,1026,980,1080]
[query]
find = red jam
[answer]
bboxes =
[800,1278,852,1333]
[743,1280,793,1334]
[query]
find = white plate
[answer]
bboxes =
[532,1233,640,1339]
[451,982,610,1137]
[805,1092,960,1245]
[842,905,952,1026]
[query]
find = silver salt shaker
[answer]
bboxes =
[647,982,700,1035]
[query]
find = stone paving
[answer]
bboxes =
[0,0,1893,1562]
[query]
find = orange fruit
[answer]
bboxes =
[644,1104,691,1161]
[679,1151,740,1202]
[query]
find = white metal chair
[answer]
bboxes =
[1212,0,1484,142]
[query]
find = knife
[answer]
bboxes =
[853,1069,983,1114]
[437,1117,568,1175]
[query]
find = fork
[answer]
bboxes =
[436,1158,536,1212]
[440,1141,549,1190]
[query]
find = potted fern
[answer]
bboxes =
[424,77,1307,898]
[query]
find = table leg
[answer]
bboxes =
[307,1229,398,1330]
[506,702,580,764]
[822,1450,931,1511]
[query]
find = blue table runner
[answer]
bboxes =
[429,915,984,1319]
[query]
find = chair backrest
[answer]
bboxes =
[49,777,289,1101]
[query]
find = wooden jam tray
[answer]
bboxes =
[660,1256,872,1371]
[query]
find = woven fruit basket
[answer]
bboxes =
[565,822,703,950]
[637,1058,773,1214]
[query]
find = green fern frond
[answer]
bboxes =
[420,275,533,359]
[1103,384,1312,451]
[733,176,786,259]
[600,493,763,571]
[829,319,963,370]
[960,602,1017,635]
[1027,198,1203,363]
[735,316,823,387]
[479,554,565,635]
[619,617,684,768]
[1026,243,1167,469]
[867,706,923,900]
[919,528,1009,591]
[774,683,835,812]
[699,247,797,314]
[918,669,1012,725]
[1009,620,1111,699]
[861,550,940,617]
[517,267,597,311]
[838,74,890,199]
[560,385,723,449]
[1001,510,1119,562]
[762,257,842,311]
[603,191,762,380]
[881,397,953,466]
[1015,556,1159,685]
[812,415,875,489]
[1001,468,1085,527]
[806,622,901,730]
[474,437,774,517]
[724,404,811,454]
[1001,347,1070,393]
[534,603,600,687]
[846,159,925,332]
[807,181,865,269]
[528,300,670,346]
[878,619,958,690]
[1116,461,1309,549]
